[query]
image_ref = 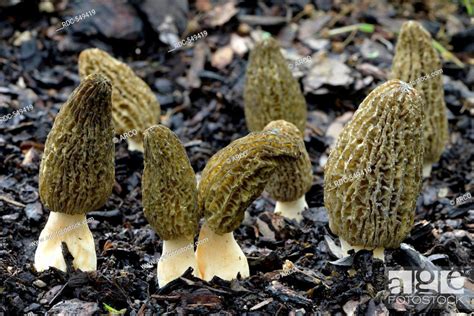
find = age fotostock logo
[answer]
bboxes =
[387,268,468,307]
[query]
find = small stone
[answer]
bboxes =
[33,279,47,288]
[2,213,20,222]
[24,202,43,221]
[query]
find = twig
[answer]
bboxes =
[327,23,375,37]
[0,195,26,208]
[432,40,465,68]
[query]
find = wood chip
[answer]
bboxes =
[250,298,274,311]
[0,195,26,208]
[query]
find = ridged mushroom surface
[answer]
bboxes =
[324,80,424,249]
[198,129,301,234]
[391,21,448,165]
[142,125,199,241]
[244,38,307,133]
[263,120,313,202]
[78,48,160,143]
[39,73,115,215]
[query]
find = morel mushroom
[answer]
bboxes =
[78,48,161,152]
[263,120,313,222]
[390,21,448,177]
[244,37,307,133]
[142,125,200,287]
[35,74,115,272]
[195,129,301,281]
[324,80,424,260]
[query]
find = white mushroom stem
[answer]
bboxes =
[195,223,250,281]
[422,163,432,178]
[34,212,96,272]
[127,138,144,152]
[274,195,307,222]
[157,237,197,287]
[340,238,385,261]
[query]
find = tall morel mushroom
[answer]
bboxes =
[263,120,313,222]
[391,21,448,177]
[324,80,424,260]
[195,129,301,281]
[244,37,307,133]
[142,125,200,287]
[35,74,115,272]
[78,48,161,152]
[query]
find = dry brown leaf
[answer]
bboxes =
[206,1,238,27]
[211,45,234,70]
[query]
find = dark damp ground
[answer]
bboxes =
[0,0,473,315]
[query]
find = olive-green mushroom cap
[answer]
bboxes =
[78,48,161,145]
[39,73,115,215]
[244,37,307,133]
[263,120,313,201]
[390,20,448,165]
[198,129,301,235]
[324,80,424,249]
[142,125,199,240]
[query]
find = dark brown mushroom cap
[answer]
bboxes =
[324,80,424,249]
[78,48,160,144]
[142,125,199,240]
[390,20,448,165]
[263,120,313,201]
[244,37,307,133]
[39,74,115,215]
[198,129,301,235]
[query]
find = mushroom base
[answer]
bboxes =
[340,238,385,261]
[127,138,144,152]
[422,163,432,178]
[158,237,197,287]
[274,195,308,222]
[195,223,249,281]
[34,212,96,272]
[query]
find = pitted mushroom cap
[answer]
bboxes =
[142,125,199,241]
[244,38,307,133]
[263,120,313,201]
[324,80,424,249]
[198,129,301,234]
[39,74,115,215]
[390,21,448,165]
[78,48,160,143]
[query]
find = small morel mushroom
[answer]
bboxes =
[390,21,448,177]
[263,120,313,222]
[195,129,301,281]
[244,37,307,133]
[142,125,200,287]
[78,48,161,152]
[324,80,424,260]
[35,74,115,272]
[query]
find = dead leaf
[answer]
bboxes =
[196,0,212,12]
[211,45,233,69]
[325,112,353,147]
[206,1,238,27]
[230,33,250,56]
[303,53,354,93]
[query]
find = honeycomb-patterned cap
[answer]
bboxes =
[244,37,307,133]
[78,48,160,146]
[142,125,199,240]
[39,74,115,215]
[324,80,424,249]
[390,21,448,165]
[263,120,313,201]
[198,129,301,234]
